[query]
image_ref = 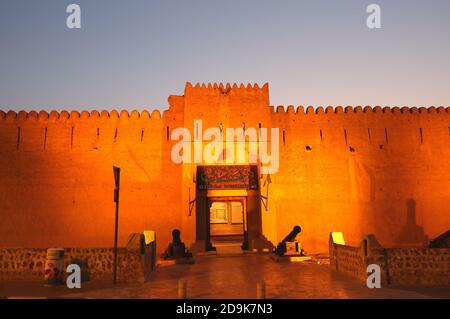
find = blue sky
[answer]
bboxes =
[0,0,449,111]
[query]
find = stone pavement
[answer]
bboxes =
[1,255,449,299]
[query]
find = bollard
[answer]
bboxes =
[178,279,187,299]
[256,280,266,299]
[44,248,65,285]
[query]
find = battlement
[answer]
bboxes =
[1,105,448,124]
[184,82,269,96]
[269,105,450,115]
[0,109,164,122]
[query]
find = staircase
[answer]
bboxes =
[213,241,244,256]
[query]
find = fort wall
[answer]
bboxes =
[265,104,450,252]
[0,83,449,253]
[0,109,182,251]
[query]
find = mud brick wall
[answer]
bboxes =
[385,248,450,286]
[0,245,155,283]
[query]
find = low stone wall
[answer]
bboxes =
[386,248,450,286]
[329,233,450,287]
[0,248,47,281]
[329,244,367,282]
[0,233,157,283]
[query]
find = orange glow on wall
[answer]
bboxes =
[0,83,449,253]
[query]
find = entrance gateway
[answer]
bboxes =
[194,165,263,252]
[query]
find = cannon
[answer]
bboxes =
[162,229,193,260]
[274,225,304,257]
[429,230,450,248]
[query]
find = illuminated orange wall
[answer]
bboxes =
[0,83,449,253]
[0,108,183,252]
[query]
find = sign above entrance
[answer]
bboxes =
[207,189,248,197]
[197,165,259,190]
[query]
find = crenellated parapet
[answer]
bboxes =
[0,109,165,122]
[1,83,448,155]
[0,109,171,153]
[184,82,269,97]
[1,104,448,129]
[268,105,450,115]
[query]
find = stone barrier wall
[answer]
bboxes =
[329,233,450,286]
[386,248,450,286]
[0,248,47,281]
[329,243,367,282]
[0,242,156,283]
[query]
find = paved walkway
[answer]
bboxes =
[1,255,449,299]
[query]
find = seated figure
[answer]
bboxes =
[162,229,193,260]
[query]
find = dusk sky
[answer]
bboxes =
[0,0,449,111]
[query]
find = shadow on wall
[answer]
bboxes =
[396,199,429,247]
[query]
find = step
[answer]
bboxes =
[213,242,244,256]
